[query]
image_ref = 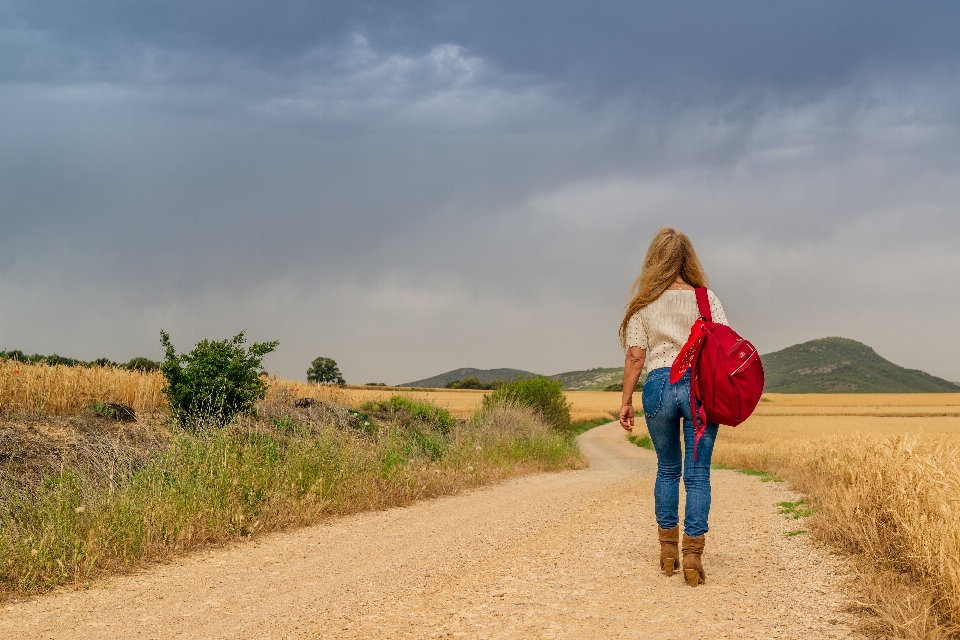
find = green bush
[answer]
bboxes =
[482,376,571,431]
[0,403,582,598]
[361,395,456,434]
[160,330,279,430]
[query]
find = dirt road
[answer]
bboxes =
[2,422,862,639]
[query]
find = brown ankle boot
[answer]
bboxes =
[681,533,706,586]
[657,526,680,576]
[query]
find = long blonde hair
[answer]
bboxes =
[619,227,708,348]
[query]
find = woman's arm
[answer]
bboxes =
[619,346,646,431]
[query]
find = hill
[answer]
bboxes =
[549,367,624,391]
[397,367,623,391]
[762,337,960,393]
[399,368,537,388]
[400,366,628,390]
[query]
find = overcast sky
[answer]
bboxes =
[2,1,959,384]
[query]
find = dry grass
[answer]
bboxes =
[710,433,960,639]
[664,393,960,639]
[0,362,621,424]
[7,362,960,635]
[562,391,622,423]
[0,362,586,599]
[622,393,960,637]
[270,383,491,419]
[0,400,583,600]
[269,384,620,423]
[0,361,166,417]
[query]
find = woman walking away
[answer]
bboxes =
[618,227,728,587]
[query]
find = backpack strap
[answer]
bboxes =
[695,288,712,322]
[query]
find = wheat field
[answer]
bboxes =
[0,360,166,416]
[679,393,960,639]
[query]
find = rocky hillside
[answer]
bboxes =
[548,367,624,391]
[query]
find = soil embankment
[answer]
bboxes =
[1,422,861,639]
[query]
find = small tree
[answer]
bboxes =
[160,330,279,430]
[124,356,161,372]
[307,357,345,385]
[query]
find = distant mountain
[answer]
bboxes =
[549,367,624,391]
[401,337,958,394]
[762,337,960,393]
[399,366,624,390]
[399,367,537,388]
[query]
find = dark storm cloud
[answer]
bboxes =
[2,1,960,383]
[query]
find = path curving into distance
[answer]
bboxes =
[2,422,863,639]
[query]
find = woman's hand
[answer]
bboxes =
[620,346,646,432]
[619,403,635,431]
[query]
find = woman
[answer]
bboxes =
[618,227,728,587]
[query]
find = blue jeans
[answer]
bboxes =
[642,367,719,537]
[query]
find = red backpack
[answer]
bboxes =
[670,288,765,457]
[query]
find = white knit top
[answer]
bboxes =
[625,289,729,371]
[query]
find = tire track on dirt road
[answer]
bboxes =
[2,422,863,639]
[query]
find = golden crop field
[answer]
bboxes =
[0,362,618,424]
[0,360,166,416]
[729,392,960,445]
[708,394,960,638]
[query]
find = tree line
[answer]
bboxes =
[0,350,161,371]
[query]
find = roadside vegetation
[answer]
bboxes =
[570,414,618,436]
[627,433,653,450]
[0,350,583,599]
[483,375,571,431]
[710,434,960,639]
[7,353,959,636]
[623,403,960,639]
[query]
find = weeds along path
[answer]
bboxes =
[2,422,863,639]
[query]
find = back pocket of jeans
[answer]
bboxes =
[642,375,665,419]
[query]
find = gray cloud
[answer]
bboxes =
[2,1,960,383]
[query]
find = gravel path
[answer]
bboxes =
[1,422,863,639]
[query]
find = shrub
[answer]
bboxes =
[361,395,456,434]
[159,330,279,430]
[482,376,571,431]
[0,401,583,598]
[307,357,345,385]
